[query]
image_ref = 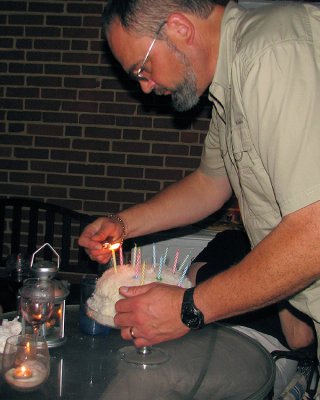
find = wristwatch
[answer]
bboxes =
[181,287,205,330]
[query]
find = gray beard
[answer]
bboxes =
[163,39,200,112]
[171,68,199,112]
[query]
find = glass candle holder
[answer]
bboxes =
[2,334,50,392]
[79,276,110,336]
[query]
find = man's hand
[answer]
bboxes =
[114,283,190,347]
[78,217,124,264]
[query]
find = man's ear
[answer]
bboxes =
[166,13,195,45]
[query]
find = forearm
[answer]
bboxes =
[119,169,232,239]
[195,201,320,324]
[278,307,315,349]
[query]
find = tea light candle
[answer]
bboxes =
[13,365,32,379]
[5,360,48,390]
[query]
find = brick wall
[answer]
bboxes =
[0,0,236,224]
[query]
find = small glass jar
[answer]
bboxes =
[2,334,50,392]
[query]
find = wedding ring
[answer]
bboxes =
[129,326,136,340]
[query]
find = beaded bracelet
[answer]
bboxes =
[106,213,127,243]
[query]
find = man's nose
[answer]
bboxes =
[139,79,156,94]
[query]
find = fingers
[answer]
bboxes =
[81,239,111,263]
[115,284,188,347]
[78,219,105,250]
[114,284,165,344]
[129,326,136,339]
[115,283,157,315]
[82,241,108,262]
[119,324,174,348]
[79,216,122,246]
[78,216,124,262]
[120,326,152,347]
[91,253,111,264]
[119,282,157,298]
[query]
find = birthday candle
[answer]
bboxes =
[135,247,141,278]
[140,261,146,285]
[178,259,191,287]
[119,245,124,266]
[172,248,180,273]
[157,256,163,281]
[178,254,190,272]
[152,242,156,269]
[132,243,137,268]
[162,247,168,268]
[112,249,117,274]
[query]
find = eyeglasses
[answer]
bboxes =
[132,22,166,82]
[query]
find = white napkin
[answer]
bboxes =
[0,317,22,353]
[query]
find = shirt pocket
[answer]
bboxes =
[230,123,280,217]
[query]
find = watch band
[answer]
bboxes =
[181,287,205,330]
[183,286,196,304]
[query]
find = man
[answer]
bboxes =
[79,0,320,390]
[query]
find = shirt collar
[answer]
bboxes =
[208,2,246,118]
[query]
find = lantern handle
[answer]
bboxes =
[30,243,60,270]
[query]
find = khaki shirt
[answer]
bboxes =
[201,1,320,246]
[200,0,320,359]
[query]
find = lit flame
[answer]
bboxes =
[102,241,121,250]
[13,365,33,379]
[109,242,120,250]
[33,313,42,321]
[26,342,31,353]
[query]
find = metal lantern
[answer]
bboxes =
[22,243,70,348]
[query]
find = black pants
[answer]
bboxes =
[194,229,288,348]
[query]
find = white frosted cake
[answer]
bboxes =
[87,264,192,327]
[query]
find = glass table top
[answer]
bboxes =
[0,305,275,400]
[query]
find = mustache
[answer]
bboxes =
[154,87,169,96]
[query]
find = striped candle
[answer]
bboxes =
[140,261,146,285]
[162,247,168,268]
[112,249,117,274]
[152,242,156,269]
[157,256,163,281]
[135,247,141,278]
[132,243,137,268]
[119,245,124,266]
[178,259,191,287]
[178,254,190,272]
[172,248,180,273]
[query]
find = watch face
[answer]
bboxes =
[182,304,202,329]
